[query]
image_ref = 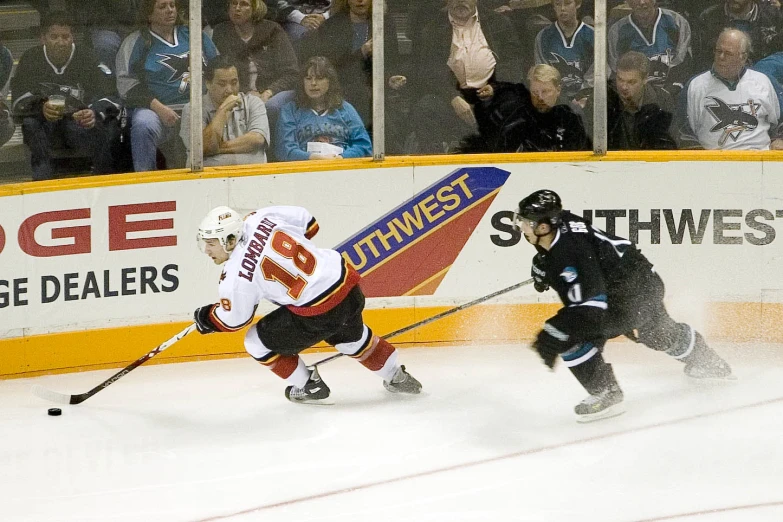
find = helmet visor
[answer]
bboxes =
[512,211,537,231]
[196,230,209,253]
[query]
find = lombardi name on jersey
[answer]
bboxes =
[238,217,277,282]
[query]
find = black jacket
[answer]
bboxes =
[463,81,590,153]
[584,83,677,150]
[11,45,117,120]
[211,20,299,95]
[695,2,782,73]
[410,5,524,101]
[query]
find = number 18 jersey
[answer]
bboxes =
[212,206,360,331]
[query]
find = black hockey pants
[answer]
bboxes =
[568,267,691,394]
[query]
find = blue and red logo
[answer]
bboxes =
[335,167,510,297]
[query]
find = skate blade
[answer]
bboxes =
[383,385,422,394]
[576,403,626,423]
[687,373,738,384]
[288,397,335,406]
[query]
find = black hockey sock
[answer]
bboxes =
[665,323,697,360]
[568,353,621,395]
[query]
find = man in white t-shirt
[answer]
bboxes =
[678,28,783,150]
[181,55,270,166]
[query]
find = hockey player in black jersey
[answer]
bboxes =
[515,189,733,422]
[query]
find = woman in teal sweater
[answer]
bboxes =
[275,56,372,161]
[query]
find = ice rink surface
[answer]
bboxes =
[2,342,782,522]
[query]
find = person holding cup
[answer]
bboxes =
[180,54,270,166]
[11,10,117,180]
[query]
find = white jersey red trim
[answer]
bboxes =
[213,206,360,328]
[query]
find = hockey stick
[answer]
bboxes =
[32,323,198,405]
[309,278,535,369]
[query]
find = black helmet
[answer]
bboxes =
[516,189,562,226]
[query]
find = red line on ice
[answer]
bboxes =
[629,500,783,521]
[192,395,783,522]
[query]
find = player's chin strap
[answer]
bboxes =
[515,214,550,247]
[523,229,551,247]
[308,278,536,369]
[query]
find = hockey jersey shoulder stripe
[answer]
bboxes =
[304,218,319,239]
[286,261,361,317]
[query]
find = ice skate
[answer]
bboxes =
[575,384,625,423]
[285,367,333,404]
[684,359,735,381]
[383,365,422,394]
[682,334,735,381]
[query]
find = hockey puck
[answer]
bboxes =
[47,408,62,416]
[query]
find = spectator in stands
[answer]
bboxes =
[409,0,524,153]
[491,0,559,68]
[584,51,677,149]
[752,49,783,83]
[11,11,115,181]
[534,0,595,104]
[678,28,783,149]
[301,0,407,144]
[211,0,298,120]
[116,0,219,172]
[180,55,270,166]
[0,42,13,148]
[460,64,590,153]
[272,0,333,43]
[608,0,693,94]
[275,56,371,161]
[694,0,782,74]
[79,1,142,69]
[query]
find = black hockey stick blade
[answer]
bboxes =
[32,323,198,405]
[309,278,535,369]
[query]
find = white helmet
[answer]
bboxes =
[197,206,244,254]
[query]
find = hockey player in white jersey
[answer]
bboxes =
[194,205,422,403]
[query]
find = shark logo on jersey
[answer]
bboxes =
[761,24,779,44]
[647,51,673,87]
[156,52,191,92]
[548,52,584,91]
[705,96,759,146]
[561,266,578,283]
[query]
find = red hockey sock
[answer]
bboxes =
[265,354,300,380]
[356,336,396,371]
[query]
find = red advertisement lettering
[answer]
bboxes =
[109,202,177,251]
[18,209,91,257]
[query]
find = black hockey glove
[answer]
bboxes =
[531,253,549,293]
[194,304,220,334]
[533,326,571,369]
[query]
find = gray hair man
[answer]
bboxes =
[678,28,783,150]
